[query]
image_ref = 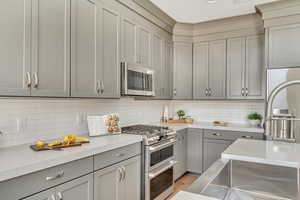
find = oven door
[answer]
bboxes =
[146,139,176,171]
[121,62,155,96]
[146,160,178,200]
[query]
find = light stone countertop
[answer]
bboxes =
[222,138,300,168]
[152,121,264,133]
[0,134,142,183]
[171,191,218,200]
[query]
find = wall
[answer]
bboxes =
[0,98,264,148]
[170,100,264,123]
[0,98,169,148]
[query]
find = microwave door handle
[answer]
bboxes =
[122,62,128,95]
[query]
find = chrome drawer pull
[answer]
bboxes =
[49,194,56,200]
[118,168,123,182]
[212,133,221,136]
[26,72,31,88]
[46,171,64,181]
[116,153,125,157]
[57,192,63,200]
[242,135,253,139]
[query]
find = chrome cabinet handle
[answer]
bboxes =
[213,133,221,136]
[46,171,64,181]
[208,88,212,96]
[118,168,123,182]
[241,88,245,96]
[26,72,31,88]
[122,167,126,181]
[245,88,249,96]
[116,153,125,157]
[205,88,208,96]
[33,72,39,88]
[96,81,100,94]
[173,89,177,96]
[100,81,104,94]
[49,194,56,200]
[242,135,253,139]
[57,192,63,200]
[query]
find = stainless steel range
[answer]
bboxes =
[122,125,177,200]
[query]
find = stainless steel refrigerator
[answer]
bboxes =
[267,68,300,143]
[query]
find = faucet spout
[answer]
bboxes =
[266,80,300,140]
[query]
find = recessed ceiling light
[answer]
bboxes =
[207,0,217,4]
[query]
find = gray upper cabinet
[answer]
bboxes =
[56,174,93,200]
[121,16,138,64]
[137,26,152,67]
[173,42,193,100]
[99,4,120,98]
[227,35,264,99]
[163,40,173,99]
[268,24,300,68]
[94,156,141,200]
[31,0,70,97]
[0,0,31,96]
[209,40,226,99]
[71,0,120,98]
[152,33,164,98]
[71,0,97,97]
[193,40,226,99]
[193,42,209,99]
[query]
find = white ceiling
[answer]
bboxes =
[149,0,278,23]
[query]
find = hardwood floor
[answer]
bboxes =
[165,173,199,200]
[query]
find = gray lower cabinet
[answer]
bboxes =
[227,35,264,99]
[0,0,31,96]
[187,129,203,174]
[173,42,193,100]
[23,174,93,200]
[203,139,232,171]
[71,0,120,98]
[268,24,300,68]
[193,40,226,100]
[31,0,71,97]
[174,129,187,180]
[23,188,56,200]
[94,156,141,200]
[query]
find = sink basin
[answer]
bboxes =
[186,159,299,200]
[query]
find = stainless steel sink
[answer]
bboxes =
[186,159,299,200]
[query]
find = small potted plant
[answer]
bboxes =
[247,113,262,127]
[177,110,186,120]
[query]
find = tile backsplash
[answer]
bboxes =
[0,98,264,148]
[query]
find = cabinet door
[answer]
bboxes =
[31,0,70,97]
[121,16,137,64]
[227,37,246,99]
[56,174,93,200]
[209,40,226,99]
[187,129,203,174]
[173,42,193,100]
[100,4,120,98]
[152,34,164,97]
[0,0,31,96]
[71,0,98,97]
[268,24,300,68]
[137,26,151,67]
[245,35,264,99]
[164,40,173,99]
[203,139,232,171]
[23,188,55,200]
[193,42,209,99]
[94,162,121,200]
[174,130,187,180]
[123,156,141,200]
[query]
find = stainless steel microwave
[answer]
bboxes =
[121,62,155,96]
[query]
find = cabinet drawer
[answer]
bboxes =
[94,143,141,171]
[204,130,262,141]
[0,157,93,200]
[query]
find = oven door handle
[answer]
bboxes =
[149,139,176,153]
[149,160,178,180]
